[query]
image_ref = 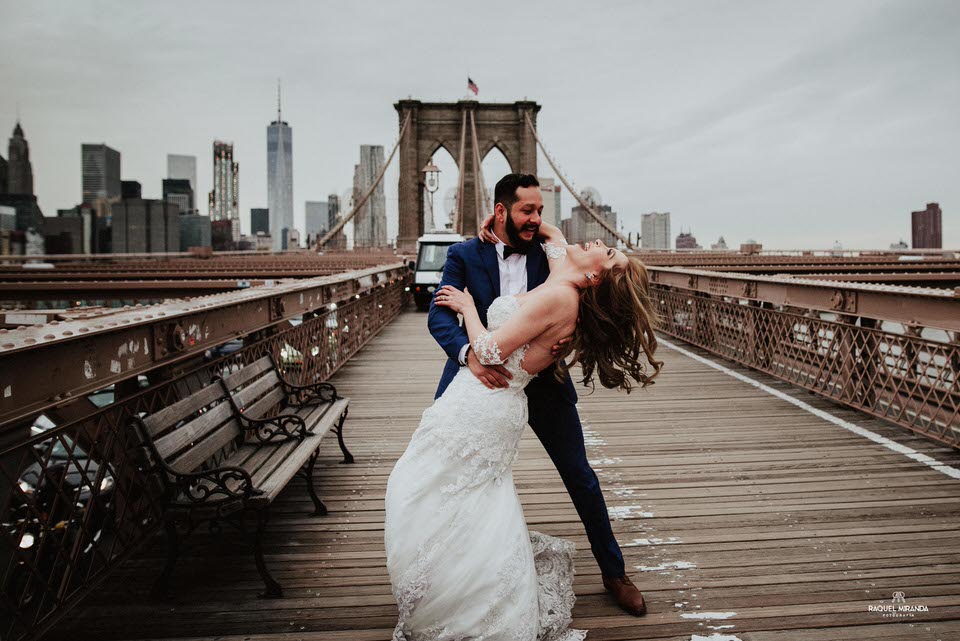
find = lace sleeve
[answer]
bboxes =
[472,330,504,365]
[542,241,568,260]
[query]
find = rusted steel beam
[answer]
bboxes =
[0,279,271,296]
[0,264,408,429]
[648,267,960,332]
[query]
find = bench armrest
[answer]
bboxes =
[281,380,340,408]
[236,411,308,443]
[171,464,259,505]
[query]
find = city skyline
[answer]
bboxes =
[0,1,957,248]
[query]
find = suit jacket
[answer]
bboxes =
[427,237,578,403]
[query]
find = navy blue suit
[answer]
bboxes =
[426,237,626,578]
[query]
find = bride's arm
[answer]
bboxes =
[434,285,574,365]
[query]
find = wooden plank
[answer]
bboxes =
[45,311,960,641]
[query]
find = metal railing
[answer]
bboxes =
[650,267,959,448]
[0,274,410,641]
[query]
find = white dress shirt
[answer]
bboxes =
[458,239,528,365]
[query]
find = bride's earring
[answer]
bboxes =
[585,272,595,283]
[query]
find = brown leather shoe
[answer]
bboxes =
[602,574,647,616]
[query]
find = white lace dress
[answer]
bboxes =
[385,293,587,641]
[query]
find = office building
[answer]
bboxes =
[324,193,346,249]
[911,203,942,249]
[167,154,197,194]
[121,180,142,200]
[44,215,84,254]
[0,153,7,194]
[352,145,387,247]
[740,239,763,254]
[163,178,194,214]
[250,207,269,235]
[208,140,239,241]
[0,122,43,230]
[282,228,300,250]
[211,218,235,251]
[305,200,328,241]
[676,229,701,249]
[111,199,179,253]
[7,121,33,195]
[82,143,121,205]
[641,212,671,249]
[711,236,728,250]
[890,238,909,250]
[179,214,212,251]
[539,177,562,227]
[267,88,294,250]
[561,189,617,246]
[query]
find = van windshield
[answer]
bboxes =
[417,244,450,271]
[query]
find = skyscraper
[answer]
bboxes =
[911,203,942,249]
[352,145,386,247]
[163,178,194,214]
[82,143,121,205]
[0,122,43,230]
[562,189,618,246]
[208,140,239,241]
[7,121,33,195]
[324,193,346,249]
[305,200,328,241]
[641,212,671,249]
[250,207,269,235]
[167,154,197,194]
[539,177,562,227]
[267,84,293,250]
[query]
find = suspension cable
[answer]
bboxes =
[469,110,493,231]
[315,111,412,249]
[523,113,633,249]
[452,109,468,234]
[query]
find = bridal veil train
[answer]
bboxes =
[384,295,587,641]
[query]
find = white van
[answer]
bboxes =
[413,232,465,311]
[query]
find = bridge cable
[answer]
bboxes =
[315,111,412,249]
[452,109,468,234]
[469,110,494,231]
[522,113,634,249]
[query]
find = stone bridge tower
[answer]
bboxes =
[394,99,540,251]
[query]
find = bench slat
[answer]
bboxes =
[142,381,225,436]
[220,355,274,391]
[169,418,242,473]
[253,399,349,503]
[230,371,282,411]
[240,387,286,421]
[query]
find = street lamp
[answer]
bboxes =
[422,161,441,231]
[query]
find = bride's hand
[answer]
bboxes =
[434,285,475,314]
[478,214,497,244]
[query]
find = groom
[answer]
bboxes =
[427,173,647,616]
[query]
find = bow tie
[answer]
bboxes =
[502,245,528,259]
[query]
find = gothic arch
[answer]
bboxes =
[395,99,540,249]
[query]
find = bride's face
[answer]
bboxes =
[566,239,628,281]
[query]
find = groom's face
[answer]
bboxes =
[502,186,543,249]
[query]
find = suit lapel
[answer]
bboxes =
[478,241,501,298]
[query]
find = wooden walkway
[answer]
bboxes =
[49,311,960,641]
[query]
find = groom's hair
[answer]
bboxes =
[494,173,539,214]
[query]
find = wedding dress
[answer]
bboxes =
[384,292,587,641]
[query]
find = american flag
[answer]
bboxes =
[467,77,479,95]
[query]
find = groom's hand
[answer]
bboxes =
[467,349,512,389]
[551,335,573,356]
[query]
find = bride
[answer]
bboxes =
[384,219,662,641]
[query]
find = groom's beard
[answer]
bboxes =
[505,213,539,252]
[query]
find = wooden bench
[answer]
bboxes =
[131,354,352,598]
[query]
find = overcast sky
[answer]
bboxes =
[1,0,957,249]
